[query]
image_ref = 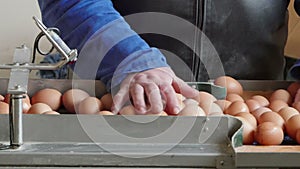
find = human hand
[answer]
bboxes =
[111,67,199,115]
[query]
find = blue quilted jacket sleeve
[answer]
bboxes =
[37,0,169,90]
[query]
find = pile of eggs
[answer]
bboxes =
[0,75,300,146]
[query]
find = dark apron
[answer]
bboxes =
[112,0,289,82]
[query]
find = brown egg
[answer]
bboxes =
[62,89,90,113]
[235,112,257,128]
[159,111,169,116]
[287,82,300,99]
[148,111,169,116]
[0,102,9,114]
[268,100,288,112]
[251,107,272,120]
[254,122,284,145]
[286,114,300,139]
[258,111,285,130]
[193,91,217,104]
[78,97,103,114]
[178,104,206,116]
[236,116,255,145]
[214,76,243,95]
[269,89,292,105]
[4,93,31,113]
[199,101,213,115]
[296,129,300,144]
[214,100,232,112]
[206,102,223,116]
[119,105,136,115]
[292,101,300,112]
[43,111,60,115]
[226,93,244,102]
[0,95,4,101]
[225,101,249,116]
[245,99,261,112]
[100,93,113,111]
[183,98,199,106]
[31,88,62,111]
[27,103,52,114]
[294,89,300,104]
[251,95,269,107]
[277,107,299,122]
[97,110,114,115]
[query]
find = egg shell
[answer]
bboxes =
[245,99,261,112]
[62,89,90,113]
[97,110,114,115]
[269,89,292,105]
[251,95,270,107]
[0,95,4,101]
[296,129,300,144]
[206,102,223,115]
[199,101,213,115]
[100,93,113,111]
[251,107,272,120]
[277,107,299,122]
[119,105,136,115]
[183,98,199,106]
[286,114,300,139]
[268,100,289,112]
[78,97,103,114]
[214,100,232,112]
[236,116,255,145]
[27,103,52,114]
[148,111,169,116]
[0,102,9,114]
[293,101,300,112]
[225,101,249,116]
[43,111,60,115]
[178,104,206,116]
[226,93,244,102]
[193,91,217,104]
[287,82,300,99]
[4,93,31,113]
[235,112,257,128]
[214,76,243,95]
[254,122,284,145]
[31,88,62,111]
[258,111,285,131]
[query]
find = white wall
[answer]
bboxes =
[0,0,47,78]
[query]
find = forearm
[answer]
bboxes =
[37,0,169,89]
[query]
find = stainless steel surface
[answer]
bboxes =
[7,46,31,147]
[9,94,23,147]
[0,17,78,148]
[33,16,77,63]
[0,115,241,168]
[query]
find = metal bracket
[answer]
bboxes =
[0,17,78,150]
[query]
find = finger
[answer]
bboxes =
[143,83,163,114]
[173,77,199,98]
[130,84,147,114]
[295,89,300,103]
[111,87,130,115]
[160,84,180,115]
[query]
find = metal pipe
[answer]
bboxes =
[9,94,24,148]
[0,60,69,70]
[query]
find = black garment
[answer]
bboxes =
[113,0,295,82]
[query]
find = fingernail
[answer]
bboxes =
[134,107,146,115]
[173,107,181,114]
